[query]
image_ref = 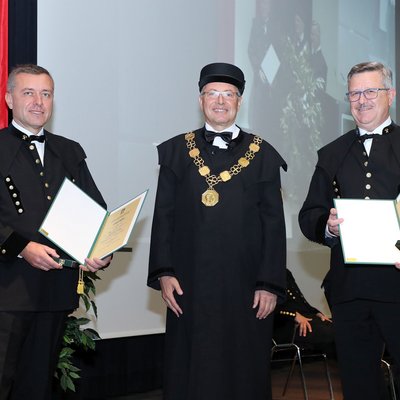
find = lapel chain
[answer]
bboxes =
[184,131,263,206]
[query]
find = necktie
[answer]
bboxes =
[28,135,46,143]
[204,130,232,144]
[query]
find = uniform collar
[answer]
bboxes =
[358,117,392,136]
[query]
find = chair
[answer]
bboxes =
[271,324,335,400]
[381,358,397,400]
[381,345,397,400]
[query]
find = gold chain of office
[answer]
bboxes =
[184,131,263,206]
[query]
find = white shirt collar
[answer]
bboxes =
[12,120,45,165]
[358,117,392,136]
[205,123,240,149]
[205,123,239,138]
[12,120,45,138]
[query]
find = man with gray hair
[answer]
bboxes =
[148,62,287,400]
[299,61,399,399]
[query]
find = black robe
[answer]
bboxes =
[148,128,286,400]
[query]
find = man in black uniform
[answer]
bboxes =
[299,61,400,399]
[274,268,335,357]
[0,64,111,400]
[147,62,287,400]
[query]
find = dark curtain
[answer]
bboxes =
[8,0,37,68]
[397,1,400,121]
[0,0,8,128]
[55,334,164,399]
[7,0,37,123]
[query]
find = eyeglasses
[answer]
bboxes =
[346,88,390,102]
[201,90,241,99]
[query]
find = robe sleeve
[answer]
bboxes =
[147,135,193,290]
[147,164,178,290]
[255,165,286,301]
[253,142,287,302]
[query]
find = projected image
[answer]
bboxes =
[238,0,396,220]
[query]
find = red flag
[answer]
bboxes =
[0,0,8,129]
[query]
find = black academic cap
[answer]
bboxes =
[198,62,246,95]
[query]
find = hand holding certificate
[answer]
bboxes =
[334,198,400,265]
[39,178,147,265]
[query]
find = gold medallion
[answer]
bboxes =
[202,189,219,207]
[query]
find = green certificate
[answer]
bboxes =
[39,177,147,265]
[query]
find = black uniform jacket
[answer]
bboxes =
[0,125,106,312]
[275,269,320,319]
[299,123,400,305]
[274,269,322,344]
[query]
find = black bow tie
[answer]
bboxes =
[359,133,380,143]
[28,135,45,143]
[13,128,46,143]
[204,130,233,144]
[358,125,391,143]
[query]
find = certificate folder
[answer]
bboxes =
[334,198,400,265]
[39,178,148,265]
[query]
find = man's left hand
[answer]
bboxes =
[253,290,277,319]
[81,255,112,272]
[316,312,332,322]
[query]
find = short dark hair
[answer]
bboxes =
[347,62,393,89]
[7,64,54,92]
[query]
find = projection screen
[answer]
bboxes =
[37,0,396,338]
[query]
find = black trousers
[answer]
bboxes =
[0,311,69,400]
[332,300,400,400]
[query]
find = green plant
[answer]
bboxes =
[280,36,324,203]
[55,271,101,392]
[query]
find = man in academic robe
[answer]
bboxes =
[148,62,287,400]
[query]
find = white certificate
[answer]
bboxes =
[39,177,148,265]
[334,198,400,265]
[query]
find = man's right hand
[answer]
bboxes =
[295,312,313,337]
[159,276,183,317]
[327,207,344,236]
[20,241,62,271]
